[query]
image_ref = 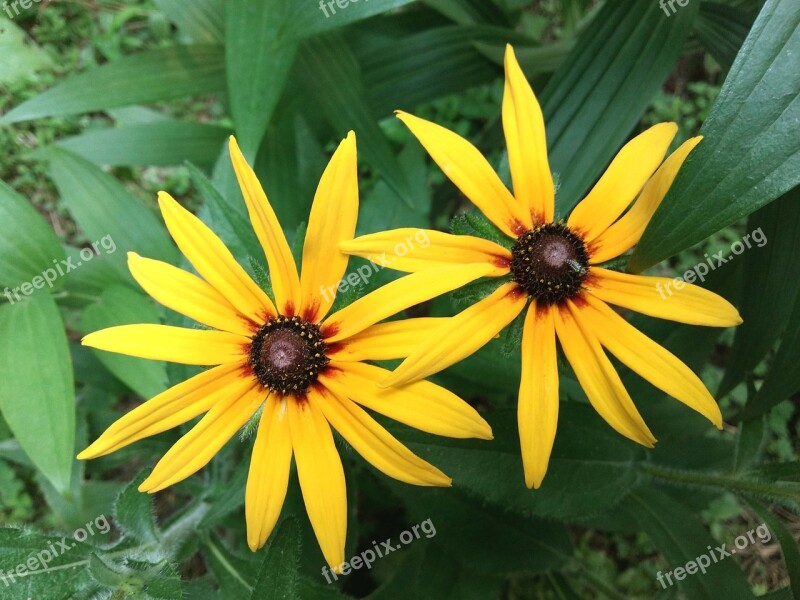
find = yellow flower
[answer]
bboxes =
[340,46,742,490]
[79,133,492,569]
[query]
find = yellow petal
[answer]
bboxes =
[327,317,448,362]
[78,363,245,459]
[315,386,451,486]
[518,302,558,489]
[383,282,527,387]
[139,380,263,492]
[322,263,495,344]
[587,267,742,327]
[300,132,359,322]
[83,324,249,365]
[580,294,722,428]
[553,301,656,447]
[590,137,702,264]
[128,252,255,337]
[503,45,554,224]
[321,361,492,440]
[157,191,275,322]
[567,123,678,242]
[229,136,301,314]
[287,392,347,570]
[246,396,292,551]
[339,229,511,275]
[397,111,530,236]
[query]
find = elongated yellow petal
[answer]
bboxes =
[229,136,301,314]
[83,324,249,365]
[78,363,245,459]
[397,111,530,236]
[327,318,448,362]
[518,302,558,489]
[503,45,554,224]
[587,267,742,327]
[340,229,511,276]
[553,302,656,447]
[383,282,527,387]
[157,191,275,322]
[590,137,702,264]
[287,392,346,570]
[128,252,255,337]
[300,132,358,322]
[581,295,722,428]
[567,123,678,242]
[315,386,451,486]
[321,361,492,440]
[246,396,292,551]
[139,380,264,492]
[322,263,495,344]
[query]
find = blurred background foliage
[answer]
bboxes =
[0,0,798,598]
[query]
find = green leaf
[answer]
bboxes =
[250,519,301,600]
[631,0,800,271]
[154,0,223,44]
[540,0,698,214]
[57,121,230,168]
[694,2,756,71]
[81,285,168,399]
[46,147,177,275]
[399,403,643,520]
[1,45,225,123]
[114,471,160,545]
[0,180,66,290]
[718,188,800,397]
[732,416,765,474]
[0,293,74,494]
[297,34,413,207]
[225,0,298,157]
[0,20,53,85]
[291,0,417,39]
[623,488,755,599]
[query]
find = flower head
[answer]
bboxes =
[340,45,742,489]
[79,133,492,568]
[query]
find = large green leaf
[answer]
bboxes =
[291,0,418,39]
[1,45,225,123]
[57,121,230,168]
[623,488,755,599]
[225,0,298,157]
[0,293,74,494]
[694,1,756,71]
[540,0,698,214]
[631,0,800,270]
[249,519,301,600]
[46,148,177,276]
[81,285,168,399]
[717,188,800,397]
[0,180,65,290]
[154,0,223,43]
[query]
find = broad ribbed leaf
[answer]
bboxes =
[631,0,800,271]
[1,45,225,123]
[291,0,418,39]
[0,293,74,494]
[0,180,65,289]
[58,121,230,168]
[225,0,297,157]
[718,188,800,397]
[154,0,223,43]
[694,2,756,70]
[540,0,698,214]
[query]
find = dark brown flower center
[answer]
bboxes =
[510,222,589,305]
[249,315,329,395]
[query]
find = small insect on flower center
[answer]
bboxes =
[249,315,329,396]
[510,222,589,305]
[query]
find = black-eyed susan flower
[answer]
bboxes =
[340,45,742,490]
[78,133,492,569]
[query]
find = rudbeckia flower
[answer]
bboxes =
[340,46,742,489]
[78,133,492,569]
